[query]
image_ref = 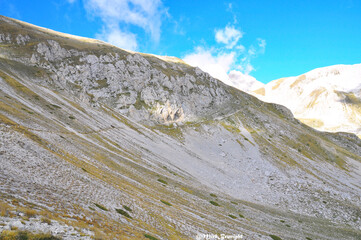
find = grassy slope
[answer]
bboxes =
[0,15,361,239]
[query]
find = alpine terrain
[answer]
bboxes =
[251,64,361,138]
[0,16,361,240]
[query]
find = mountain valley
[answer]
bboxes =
[0,16,361,240]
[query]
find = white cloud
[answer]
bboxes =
[183,47,264,92]
[248,46,256,56]
[228,70,264,92]
[215,25,243,49]
[242,63,255,75]
[183,24,266,92]
[96,27,137,50]
[236,44,245,52]
[83,0,165,50]
[258,38,266,49]
[183,47,235,82]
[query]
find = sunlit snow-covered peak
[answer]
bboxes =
[251,63,361,137]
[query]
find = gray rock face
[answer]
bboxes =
[11,39,231,125]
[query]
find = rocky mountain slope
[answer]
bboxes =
[0,16,361,239]
[251,64,361,138]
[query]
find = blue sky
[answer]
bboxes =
[0,0,360,84]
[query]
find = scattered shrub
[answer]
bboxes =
[69,116,76,120]
[228,214,237,219]
[123,205,132,212]
[160,200,172,206]
[144,234,159,240]
[157,179,168,185]
[209,201,220,207]
[94,203,108,211]
[210,193,217,197]
[269,235,282,240]
[115,208,132,219]
[238,213,245,218]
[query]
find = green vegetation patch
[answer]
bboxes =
[0,230,60,240]
[152,124,184,141]
[228,214,237,219]
[209,201,220,207]
[133,93,150,110]
[95,79,109,89]
[115,208,132,219]
[238,213,245,218]
[123,205,132,212]
[144,234,159,240]
[220,121,241,134]
[157,179,168,185]
[94,203,108,211]
[160,200,172,206]
[269,235,283,240]
[210,193,217,197]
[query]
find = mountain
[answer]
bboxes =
[0,15,361,240]
[252,64,361,138]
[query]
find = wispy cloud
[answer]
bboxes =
[215,25,243,49]
[240,38,266,74]
[82,0,166,50]
[5,3,21,19]
[183,24,266,91]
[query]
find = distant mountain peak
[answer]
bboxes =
[251,63,361,137]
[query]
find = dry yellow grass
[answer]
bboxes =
[290,74,306,88]
[253,87,265,96]
[271,78,286,90]
[0,201,12,217]
[17,207,37,218]
[0,230,60,240]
